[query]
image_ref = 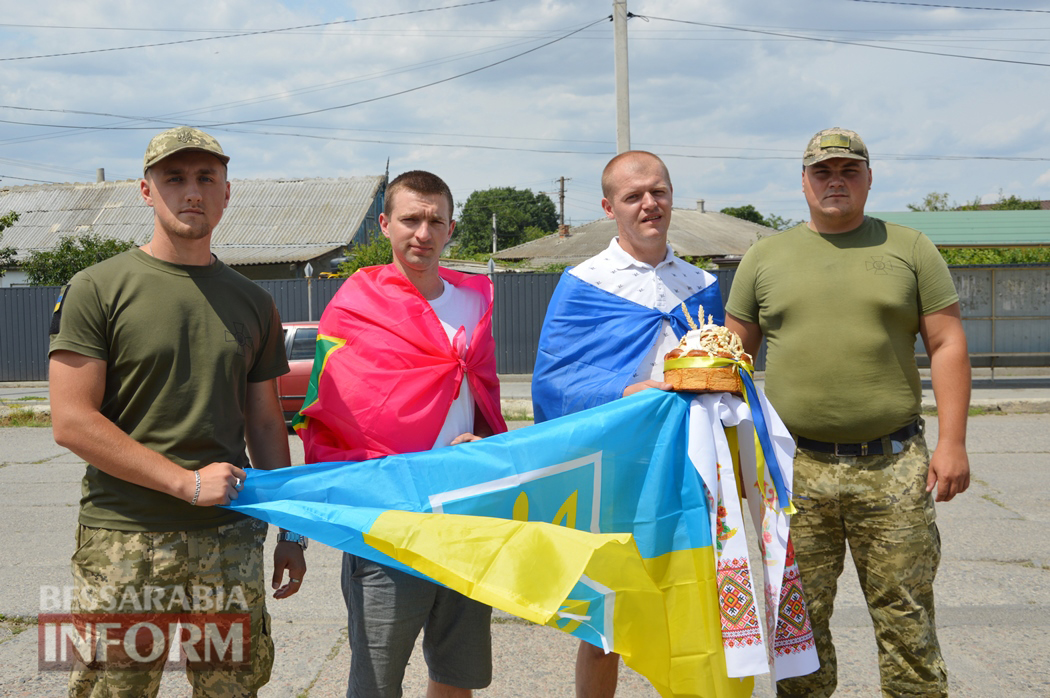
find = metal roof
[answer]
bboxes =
[492,206,767,267]
[0,176,385,265]
[869,211,1050,247]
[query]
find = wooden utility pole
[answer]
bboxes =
[558,176,569,228]
[613,0,631,153]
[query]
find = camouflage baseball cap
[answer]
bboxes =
[803,127,869,167]
[142,126,230,174]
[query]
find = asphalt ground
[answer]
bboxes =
[1,376,1048,697]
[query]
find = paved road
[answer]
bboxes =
[2,414,1049,697]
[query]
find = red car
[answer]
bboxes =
[278,321,319,423]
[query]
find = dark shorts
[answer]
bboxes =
[341,553,492,697]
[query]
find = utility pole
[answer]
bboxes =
[613,0,630,153]
[557,176,570,237]
[558,177,568,228]
[491,212,497,254]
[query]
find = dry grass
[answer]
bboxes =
[0,407,51,427]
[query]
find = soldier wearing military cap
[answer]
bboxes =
[49,127,306,696]
[726,127,971,697]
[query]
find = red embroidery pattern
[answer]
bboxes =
[717,556,762,648]
[774,562,815,656]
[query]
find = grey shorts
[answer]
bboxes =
[341,553,492,698]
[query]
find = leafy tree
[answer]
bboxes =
[939,247,1050,265]
[720,205,799,232]
[455,187,558,255]
[916,189,1043,211]
[907,192,953,212]
[765,213,801,231]
[679,255,712,270]
[720,205,768,227]
[984,194,1041,211]
[23,232,135,286]
[0,211,17,278]
[335,231,392,277]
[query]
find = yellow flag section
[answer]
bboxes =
[230,389,815,697]
[365,511,750,698]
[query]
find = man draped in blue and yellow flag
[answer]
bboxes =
[534,151,726,695]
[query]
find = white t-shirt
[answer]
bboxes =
[427,278,486,449]
[570,238,717,383]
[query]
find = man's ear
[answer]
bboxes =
[379,212,391,238]
[601,197,615,220]
[140,178,154,207]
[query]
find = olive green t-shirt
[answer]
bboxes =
[725,217,958,443]
[49,248,288,532]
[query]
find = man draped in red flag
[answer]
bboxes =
[295,170,506,698]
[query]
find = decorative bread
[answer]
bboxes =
[663,305,751,395]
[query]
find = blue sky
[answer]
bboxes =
[3,0,1050,229]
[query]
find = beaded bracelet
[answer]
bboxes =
[190,470,201,506]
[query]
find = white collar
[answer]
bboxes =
[604,237,677,270]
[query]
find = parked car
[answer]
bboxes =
[278,321,319,423]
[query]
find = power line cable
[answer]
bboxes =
[0,17,609,130]
[0,174,57,184]
[0,0,508,62]
[847,0,1050,12]
[200,17,608,127]
[0,28,574,133]
[637,13,1050,68]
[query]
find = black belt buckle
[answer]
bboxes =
[834,441,868,457]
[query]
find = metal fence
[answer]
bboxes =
[0,286,61,382]
[3,266,1048,381]
[951,266,1050,369]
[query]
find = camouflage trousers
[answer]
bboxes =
[777,428,947,698]
[68,516,274,698]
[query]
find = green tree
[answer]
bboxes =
[721,205,799,231]
[764,213,801,231]
[907,192,953,212]
[940,247,1050,265]
[720,204,768,227]
[0,211,17,278]
[455,187,558,255]
[955,190,1041,211]
[988,194,1040,211]
[334,232,392,277]
[23,233,136,286]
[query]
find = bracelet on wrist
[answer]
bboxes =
[190,470,201,506]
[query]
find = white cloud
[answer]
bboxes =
[2,0,1050,225]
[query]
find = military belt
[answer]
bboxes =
[795,421,921,457]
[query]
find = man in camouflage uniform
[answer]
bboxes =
[726,127,971,697]
[49,126,307,696]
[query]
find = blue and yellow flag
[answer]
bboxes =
[230,389,754,697]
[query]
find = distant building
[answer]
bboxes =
[0,176,386,287]
[492,200,768,269]
[869,210,1050,247]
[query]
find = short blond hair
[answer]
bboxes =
[601,151,671,199]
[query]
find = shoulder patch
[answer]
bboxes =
[49,285,70,335]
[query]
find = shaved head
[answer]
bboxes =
[601,151,671,199]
